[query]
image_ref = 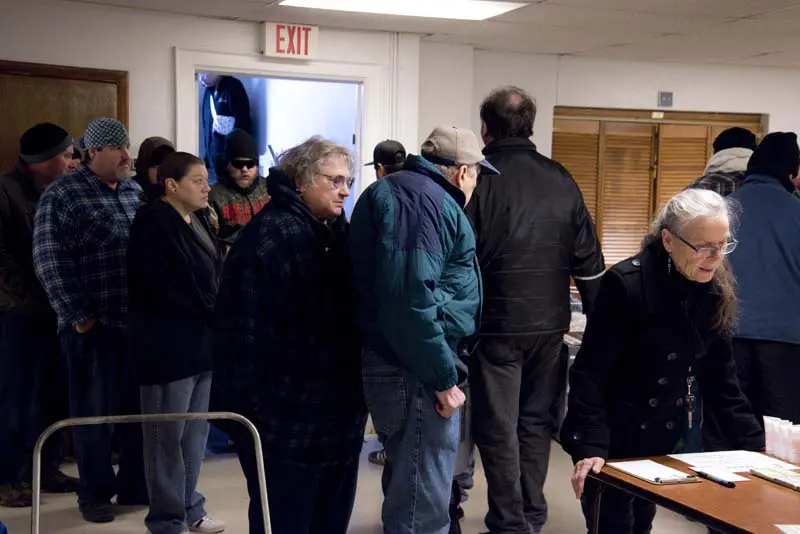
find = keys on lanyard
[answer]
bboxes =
[686,371,696,430]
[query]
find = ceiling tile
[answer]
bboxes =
[546,0,800,18]
[493,2,731,33]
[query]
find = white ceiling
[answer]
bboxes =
[66,0,800,67]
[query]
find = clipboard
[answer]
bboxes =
[608,460,700,485]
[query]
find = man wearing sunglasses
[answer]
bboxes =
[208,129,269,247]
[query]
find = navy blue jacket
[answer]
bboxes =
[729,173,800,345]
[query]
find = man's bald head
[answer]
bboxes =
[479,86,536,143]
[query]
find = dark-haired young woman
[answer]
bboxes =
[127,152,226,534]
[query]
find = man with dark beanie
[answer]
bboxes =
[688,126,758,197]
[0,123,78,507]
[728,132,800,426]
[208,129,268,246]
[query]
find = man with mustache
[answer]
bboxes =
[33,118,147,524]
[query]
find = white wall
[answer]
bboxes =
[419,43,800,158]
[0,0,418,162]
[417,42,475,149]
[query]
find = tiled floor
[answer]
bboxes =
[2,439,704,534]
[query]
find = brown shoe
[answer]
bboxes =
[0,483,33,508]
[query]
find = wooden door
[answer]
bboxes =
[599,122,655,265]
[0,61,128,172]
[552,119,600,221]
[654,124,710,212]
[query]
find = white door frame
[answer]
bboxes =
[174,47,389,196]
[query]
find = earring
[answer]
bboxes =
[668,256,673,275]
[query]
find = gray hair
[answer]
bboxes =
[652,188,738,237]
[277,136,354,187]
[434,163,479,182]
[649,187,739,335]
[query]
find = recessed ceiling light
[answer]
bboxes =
[278,0,526,21]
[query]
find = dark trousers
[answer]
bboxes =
[233,430,359,534]
[0,311,65,484]
[580,478,656,534]
[60,325,147,505]
[471,333,564,533]
[733,338,800,424]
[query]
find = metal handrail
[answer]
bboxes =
[30,412,270,534]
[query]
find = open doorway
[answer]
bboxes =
[198,72,363,216]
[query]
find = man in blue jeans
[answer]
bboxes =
[351,125,495,534]
[34,118,147,523]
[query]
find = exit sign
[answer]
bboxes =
[261,22,318,59]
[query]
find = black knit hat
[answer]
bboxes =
[713,127,757,153]
[20,123,73,164]
[746,132,800,189]
[224,129,258,162]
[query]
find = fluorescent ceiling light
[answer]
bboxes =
[279,0,526,21]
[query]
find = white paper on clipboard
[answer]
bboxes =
[607,460,698,485]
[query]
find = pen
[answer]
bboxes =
[694,470,736,488]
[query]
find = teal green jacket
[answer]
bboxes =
[350,155,481,391]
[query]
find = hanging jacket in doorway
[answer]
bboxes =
[208,174,269,247]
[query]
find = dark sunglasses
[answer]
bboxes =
[231,160,258,170]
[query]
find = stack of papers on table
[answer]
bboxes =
[776,526,800,533]
[669,450,799,473]
[607,460,698,485]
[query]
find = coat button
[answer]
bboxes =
[632,259,641,267]
[676,397,684,407]
[648,398,659,407]
[573,431,583,441]
[658,377,669,386]
[666,421,675,430]
[640,422,648,430]
[667,353,678,361]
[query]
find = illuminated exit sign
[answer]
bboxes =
[261,22,319,59]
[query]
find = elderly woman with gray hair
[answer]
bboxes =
[560,188,764,534]
[211,137,367,534]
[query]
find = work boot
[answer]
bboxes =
[0,483,32,507]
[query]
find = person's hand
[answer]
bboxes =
[75,316,97,334]
[572,457,605,499]
[435,386,465,418]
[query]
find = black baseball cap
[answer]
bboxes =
[366,140,406,167]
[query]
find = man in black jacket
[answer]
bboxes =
[467,86,604,534]
[200,73,253,184]
[0,123,78,507]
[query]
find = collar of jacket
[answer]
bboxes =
[266,167,348,235]
[704,147,752,175]
[403,154,467,208]
[638,238,715,318]
[482,137,538,156]
[744,169,796,193]
[9,161,41,197]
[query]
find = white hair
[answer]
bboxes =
[652,188,738,237]
[434,163,479,182]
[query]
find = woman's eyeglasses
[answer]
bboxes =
[318,173,355,190]
[231,160,258,170]
[674,233,738,258]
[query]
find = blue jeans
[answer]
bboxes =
[141,372,212,534]
[60,325,147,505]
[363,346,460,534]
[0,311,64,484]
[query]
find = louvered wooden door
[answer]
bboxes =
[552,119,600,221]
[599,122,655,265]
[654,124,710,212]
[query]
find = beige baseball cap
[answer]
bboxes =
[421,125,499,175]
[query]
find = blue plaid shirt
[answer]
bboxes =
[33,167,142,330]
